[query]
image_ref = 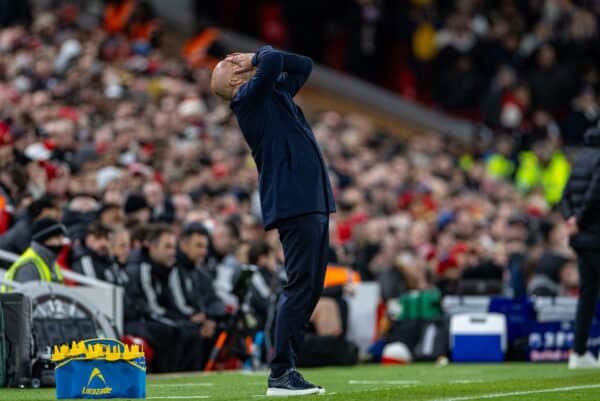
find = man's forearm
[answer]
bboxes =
[253,46,312,75]
[281,51,313,75]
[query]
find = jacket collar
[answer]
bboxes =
[176,248,196,271]
[31,241,58,268]
[141,248,171,280]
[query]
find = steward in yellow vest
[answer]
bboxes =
[515,149,570,206]
[2,218,67,291]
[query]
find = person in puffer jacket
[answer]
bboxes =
[562,127,600,369]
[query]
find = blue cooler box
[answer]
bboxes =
[450,313,507,362]
[55,339,146,399]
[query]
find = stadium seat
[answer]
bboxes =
[122,335,155,368]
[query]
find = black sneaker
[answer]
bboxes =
[266,369,325,396]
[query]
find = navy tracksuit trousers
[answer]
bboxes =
[574,250,600,354]
[271,213,329,376]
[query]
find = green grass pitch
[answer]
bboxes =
[1,363,599,401]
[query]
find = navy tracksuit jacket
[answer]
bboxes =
[230,46,336,375]
[230,46,336,230]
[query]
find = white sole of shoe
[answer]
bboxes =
[569,364,599,369]
[318,388,326,395]
[266,387,321,397]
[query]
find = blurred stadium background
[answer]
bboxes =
[0,0,599,400]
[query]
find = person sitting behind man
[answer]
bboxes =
[124,223,206,372]
[169,222,224,332]
[2,217,67,290]
[111,227,131,269]
[209,219,243,308]
[71,221,127,286]
[247,240,283,330]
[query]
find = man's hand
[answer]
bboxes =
[566,216,579,236]
[200,319,216,338]
[225,53,254,74]
[190,312,206,324]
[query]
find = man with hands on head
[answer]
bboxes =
[211,47,336,396]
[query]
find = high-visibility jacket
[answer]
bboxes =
[486,153,515,179]
[1,247,63,292]
[541,151,570,206]
[515,151,541,192]
[515,150,570,205]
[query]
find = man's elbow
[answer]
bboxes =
[301,56,313,76]
[260,50,284,71]
[259,46,279,61]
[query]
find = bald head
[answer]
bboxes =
[210,59,255,101]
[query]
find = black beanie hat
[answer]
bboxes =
[32,218,67,243]
[124,194,149,214]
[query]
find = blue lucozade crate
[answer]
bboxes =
[450,313,507,362]
[54,338,146,399]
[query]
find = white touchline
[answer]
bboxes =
[149,383,215,387]
[241,370,270,376]
[432,383,600,401]
[147,396,210,399]
[348,380,420,385]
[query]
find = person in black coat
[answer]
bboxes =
[71,222,127,286]
[211,46,335,395]
[124,224,204,372]
[168,223,225,326]
[247,240,283,331]
[562,87,599,146]
[562,127,600,369]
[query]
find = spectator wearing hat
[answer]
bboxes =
[1,217,68,290]
[62,194,100,242]
[71,221,127,286]
[124,193,151,226]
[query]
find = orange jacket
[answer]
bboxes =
[130,20,158,41]
[323,265,361,288]
[104,0,136,34]
[182,27,221,69]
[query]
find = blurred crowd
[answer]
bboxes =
[0,1,587,370]
[207,0,600,145]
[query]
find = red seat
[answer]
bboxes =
[122,335,155,368]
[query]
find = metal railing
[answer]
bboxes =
[0,248,124,334]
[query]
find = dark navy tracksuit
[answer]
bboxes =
[230,46,336,376]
